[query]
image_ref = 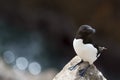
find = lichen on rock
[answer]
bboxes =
[53,56,107,80]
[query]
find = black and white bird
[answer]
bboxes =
[69,25,106,77]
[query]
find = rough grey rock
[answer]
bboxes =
[53,56,107,80]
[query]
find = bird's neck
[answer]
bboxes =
[75,36,92,44]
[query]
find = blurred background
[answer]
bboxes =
[0,0,120,80]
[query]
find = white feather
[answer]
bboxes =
[73,38,98,64]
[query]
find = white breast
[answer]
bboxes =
[73,38,98,64]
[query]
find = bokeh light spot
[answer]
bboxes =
[28,62,41,75]
[3,50,15,64]
[16,57,28,70]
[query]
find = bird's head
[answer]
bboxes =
[75,25,96,39]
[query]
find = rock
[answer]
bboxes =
[53,56,107,80]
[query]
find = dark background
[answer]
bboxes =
[0,0,120,80]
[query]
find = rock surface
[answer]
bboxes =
[53,56,107,80]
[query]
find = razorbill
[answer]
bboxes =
[69,25,106,76]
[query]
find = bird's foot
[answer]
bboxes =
[79,65,90,77]
[68,60,84,71]
[68,66,76,71]
[79,68,86,77]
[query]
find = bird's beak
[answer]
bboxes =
[88,28,96,34]
[92,29,96,33]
